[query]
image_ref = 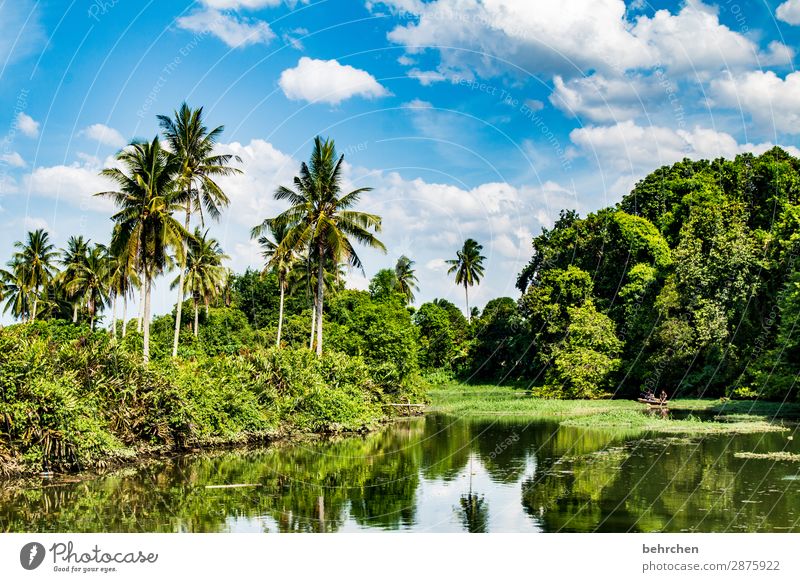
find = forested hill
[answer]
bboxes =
[500,147,800,400]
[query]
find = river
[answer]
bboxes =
[2,415,799,532]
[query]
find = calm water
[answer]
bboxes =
[2,415,800,532]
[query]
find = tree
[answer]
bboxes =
[96,138,186,364]
[58,235,90,323]
[107,239,140,339]
[256,220,295,346]
[11,229,58,321]
[258,136,385,355]
[369,268,400,302]
[447,238,486,322]
[158,103,240,358]
[173,227,229,337]
[395,255,419,304]
[66,244,110,330]
[0,258,33,321]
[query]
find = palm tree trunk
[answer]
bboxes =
[111,295,117,339]
[316,251,324,356]
[122,297,128,338]
[276,282,285,347]
[172,206,191,358]
[193,297,199,337]
[465,283,470,323]
[89,297,95,331]
[309,301,316,350]
[143,274,152,365]
[31,296,38,322]
[72,303,78,323]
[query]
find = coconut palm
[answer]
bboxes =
[66,244,110,330]
[0,258,32,321]
[58,235,91,322]
[255,136,385,355]
[256,220,295,347]
[107,242,140,339]
[394,255,419,304]
[158,103,240,357]
[446,238,486,322]
[12,229,58,321]
[172,227,229,337]
[96,137,186,364]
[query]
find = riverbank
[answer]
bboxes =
[428,384,799,434]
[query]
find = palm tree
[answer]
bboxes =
[394,255,419,304]
[12,229,58,321]
[107,243,139,339]
[58,235,91,322]
[256,220,295,347]
[66,244,110,330]
[0,258,32,321]
[256,136,385,355]
[172,227,228,337]
[446,238,486,322]
[96,137,186,364]
[158,103,240,358]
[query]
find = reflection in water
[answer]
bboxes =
[1,415,799,532]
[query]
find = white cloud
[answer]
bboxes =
[80,123,126,148]
[550,74,662,123]
[407,68,447,85]
[403,99,433,109]
[378,0,790,78]
[425,258,448,272]
[23,216,50,232]
[0,1,45,65]
[710,70,800,134]
[278,57,389,105]
[202,0,285,8]
[16,112,39,138]
[177,9,274,48]
[1,152,26,168]
[23,161,118,214]
[524,99,544,112]
[777,0,800,25]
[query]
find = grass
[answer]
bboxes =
[429,383,794,435]
[734,451,800,462]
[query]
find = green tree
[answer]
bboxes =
[96,138,187,364]
[66,244,110,330]
[395,255,419,304]
[256,220,296,346]
[259,136,385,355]
[447,238,486,322]
[11,229,58,321]
[414,302,455,369]
[58,235,91,323]
[158,103,240,357]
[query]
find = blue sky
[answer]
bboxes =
[1,0,799,322]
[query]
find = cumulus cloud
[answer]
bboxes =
[80,123,126,148]
[1,152,26,168]
[549,74,662,123]
[16,113,39,137]
[377,0,787,78]
[710,70,800,135]
[177,8,274,48]
[202,0,286,8]
[23,162,118,214]
[777,0,800,25]
[278,57,389,105]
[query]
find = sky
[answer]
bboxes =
[1,0,799,323]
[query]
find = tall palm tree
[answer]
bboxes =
[0,258,32,321]
[96,137,186,364]
[446,238,486,322]
[256,220,295,347]
[158,103,241,358]
[394,255,419,304]
[66,244,110,330]
[172,227,228,337]
[12,229,58,321]
[58,235,91,322]
[255,136,385,355]
[107,243,139,339]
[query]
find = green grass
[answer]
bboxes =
[429,383,794,435]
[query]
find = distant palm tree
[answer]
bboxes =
[66,244,110,330]
[158,103,240,357]
[107,241,139,339]
[259,136,385,355]
[12,229,58,321]
[256,220,295,347]
[173,227,228,337]
[394,255,419,304]
[0,258,32,321]
[446,238,486,322]
[58,235,91,323]
[96,138,186,364]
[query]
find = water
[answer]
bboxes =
[2,415,799,532]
